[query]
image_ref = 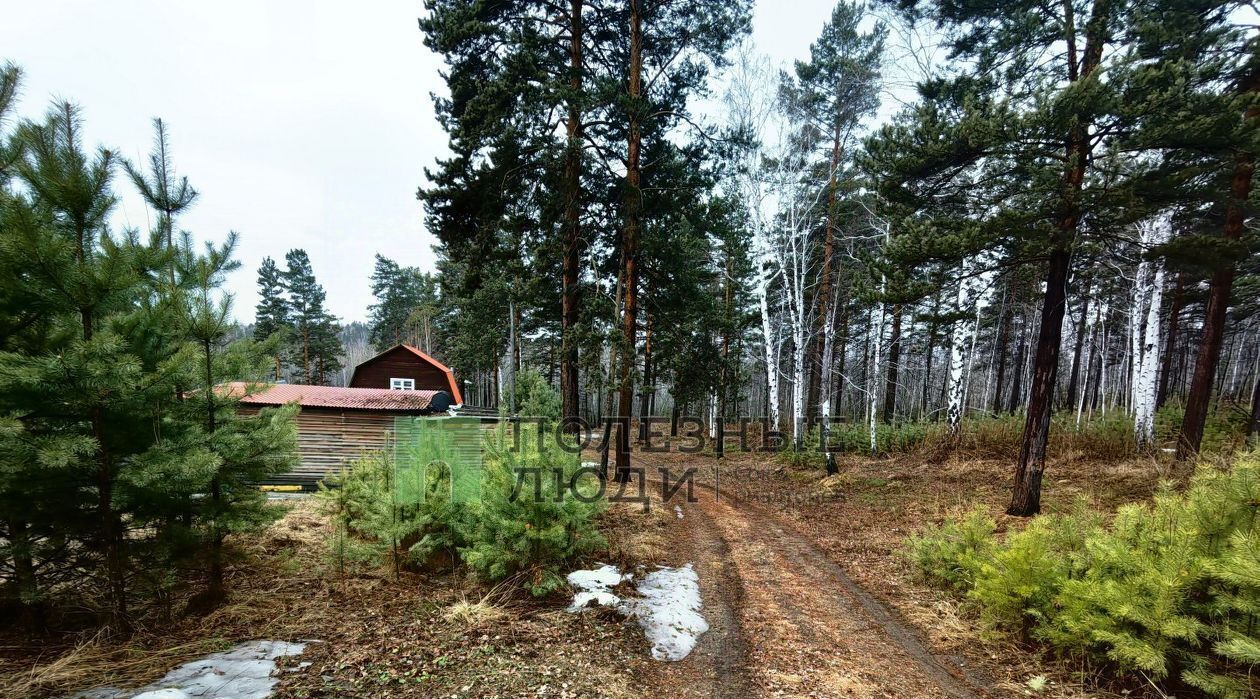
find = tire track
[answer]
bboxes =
[638,453,993,698]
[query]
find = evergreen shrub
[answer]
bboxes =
[321,408,604,594]
[906,458,1260,697]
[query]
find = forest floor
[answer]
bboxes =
[0,447,1168,699]
[632,447,1167,699]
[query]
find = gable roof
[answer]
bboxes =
[227,382,451,413]
[350,345,464,405]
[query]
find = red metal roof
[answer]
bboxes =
[227,382,451,413]
[400,345,464,405]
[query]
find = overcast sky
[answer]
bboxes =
[3,0,843,323]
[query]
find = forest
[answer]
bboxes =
[1,0,1260,697]
[396,0,1260,514]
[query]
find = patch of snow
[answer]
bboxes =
[77,640,308,699]
[566,564,627,612]
[634,564,708,661]
[565,563,707,661]
[674,505,684,519]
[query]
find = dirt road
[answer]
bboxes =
[633,453,993,699]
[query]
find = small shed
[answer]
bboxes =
[230,382,452,485]
[349,344,463,404]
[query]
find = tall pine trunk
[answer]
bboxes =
[1008,243,1071,515]
[882,305,902,423]
[638,309,654,441]
[1178,72,1259,460]
[1007,0,1109,516]
[560,0,583,433]
[808,130,841,427]
[614,0,643,483]
[1065,276,1091,410]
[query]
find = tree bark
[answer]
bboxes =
[560,0,584,433]
[614,0,643,482]
[1007,244,1071,515]
[882,305,902,424]
[808,128,842,427]
[1065,275,1091,410]
[1008,0,1108,515]
[638,309,654,441]
[1156,272,1184,409]
[1178,163,1253,459]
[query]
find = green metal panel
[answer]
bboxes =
[392,416,484,504]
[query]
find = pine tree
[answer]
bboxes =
[368,253,438,351]
[282,249,341,385]
[253,256,289,380]
[786,0,885,429]
[0,61,304,631]
[607,0,752,481]
[122,118,197,259]
[175,235,297,603]
[0,99,222,631]
[1118,1,1260,460]
[876,0,1137,515]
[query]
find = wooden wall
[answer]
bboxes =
[241,406,398,485]
[350,346,452,393]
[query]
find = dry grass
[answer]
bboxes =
[599,498,674,568]
[442,579,516,628]
[1,634,233,698]
[0,494,674,699]
[697,447,1169,698]
[0,500,338,697]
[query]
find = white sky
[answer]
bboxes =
[2,0,842,323]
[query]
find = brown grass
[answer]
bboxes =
[0,493,676,699]
[694,446,1169,697]
[599,498,674,568]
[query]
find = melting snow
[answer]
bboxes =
[77,640,308,699]
[674,505,685,519]
[566,563,708,661]
[566,564,625,611]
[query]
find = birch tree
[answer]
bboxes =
[765,106,827,449]
[723,48,783,430]
[1132,214,1171,450]
[945,265,978,435]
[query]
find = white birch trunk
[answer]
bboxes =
[709,389,717,439]
[758,268,781,428]
[1133,215,1170,449]
[870,302,884,453]
[946,268,978,435]
[791,277,807,449]
[821,291,838,465]
[1076,302,1099,428]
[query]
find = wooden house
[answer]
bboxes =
[230,382,453,485]
[349,344,464,404]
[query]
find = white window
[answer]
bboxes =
[389,378,415,391]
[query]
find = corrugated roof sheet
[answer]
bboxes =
[400,345,464,405]
[227,382,451,413]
